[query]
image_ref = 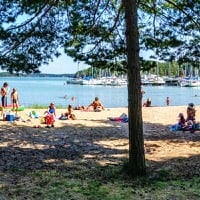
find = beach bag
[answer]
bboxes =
[45,115,54,125]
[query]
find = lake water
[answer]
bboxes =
[1,77,200,108]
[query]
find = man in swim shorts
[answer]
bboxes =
[1,82,9,115]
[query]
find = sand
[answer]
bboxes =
[0,106,200,178]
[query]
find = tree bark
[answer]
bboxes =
[124,0,146,176]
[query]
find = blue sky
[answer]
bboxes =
[40,55,82,74]
[40,50,151,74]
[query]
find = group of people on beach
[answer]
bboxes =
[177,103,197,132]
[1,82,19,115]
[0,81,105,127]
[43,96,105,127]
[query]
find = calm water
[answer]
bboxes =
[1,77,200,108]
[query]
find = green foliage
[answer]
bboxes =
[0,1,199,74]
[139,1,200,64]
[29,104,64,109]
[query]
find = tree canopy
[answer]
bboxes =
[0,0,199,177]
[0,1,199,74]
[139,0,200,66]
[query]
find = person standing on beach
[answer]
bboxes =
[166,96,170,106]
[1,82,9,115]
[11,88,19,115]
[44,102,56,127]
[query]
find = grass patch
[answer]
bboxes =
[27,104,65,109]
[0,167,199,200]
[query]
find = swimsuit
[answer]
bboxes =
[48,107,55,114]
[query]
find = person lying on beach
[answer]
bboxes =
[59,104,76,120]
[108,113,128,123]
[74,105,86,110]
[87,97,104,111]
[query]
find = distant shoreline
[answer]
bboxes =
[0,72,75,78]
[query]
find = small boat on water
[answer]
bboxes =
[66,78,84,85]
[179,76,200,87]
[180,80,200,87]
[163,76,180,86]
[66,76,127,86]
[141,74,165,86]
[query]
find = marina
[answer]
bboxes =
[67,75,200,87]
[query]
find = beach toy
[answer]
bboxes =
[29,110,39,118]
[0,105,25,111]
[11,105,25,111]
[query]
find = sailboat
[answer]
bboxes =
[179,76,200,87]
[179,66,200,87]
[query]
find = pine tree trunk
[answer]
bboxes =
[124,0,146,176]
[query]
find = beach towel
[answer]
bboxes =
[169,123,200,132]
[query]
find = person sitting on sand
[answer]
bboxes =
[178,113,186,128]
[183,103,196,132]
[186,103,196,123]
[143,98,151,107]
[60,104,76,120]
[87,97,104,111]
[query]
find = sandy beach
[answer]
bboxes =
[0,106,200,178]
